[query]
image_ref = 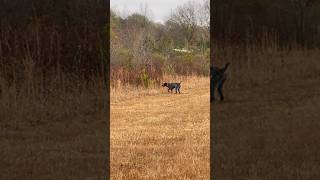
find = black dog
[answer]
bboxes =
[211,62,230,102]
[162,81,182,94]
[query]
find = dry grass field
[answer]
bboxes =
[111,76,210,179]
[213,77,320,179]
[212,48,320,179]
[0,80,107,179]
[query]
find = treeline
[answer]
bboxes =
[111,1,210,87]
[0,0,107,88]
[213,0,320,48]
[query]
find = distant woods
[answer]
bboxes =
[110,1,210,87]
[0,0,107,84]
[213,0,320,48]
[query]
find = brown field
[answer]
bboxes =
[212,48,320,179]
[111,76,210,179]
[0,79,106,179]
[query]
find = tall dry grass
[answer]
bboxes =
[111,74,207,103]
[212,44,320,89]
[0,63,105,124]
[0,61,107,178]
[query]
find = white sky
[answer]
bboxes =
[110,0,193,24]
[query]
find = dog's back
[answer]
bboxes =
[211,63,230,83]
[167,82,181,90]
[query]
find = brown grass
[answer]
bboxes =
[213,46,320,88]
[212,47,320,179]
[0,72,107,179]
[111,75,210,179]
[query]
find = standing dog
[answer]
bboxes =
[211,62,230,102]
[162,81,182,94]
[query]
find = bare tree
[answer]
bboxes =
[198,0,210,31]
[197,0,210,54]
[168,1,198,49]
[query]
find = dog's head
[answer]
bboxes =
[161,82,167,87]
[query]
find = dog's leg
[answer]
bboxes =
[217,79,226,101]
[211,80,216,102]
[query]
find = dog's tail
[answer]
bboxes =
[222,62,230,73]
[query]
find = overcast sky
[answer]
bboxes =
[110,0,193,23]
